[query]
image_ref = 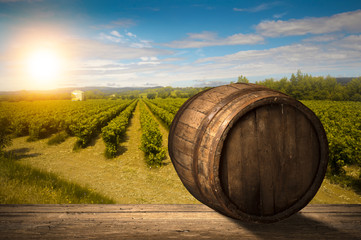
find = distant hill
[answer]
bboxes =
[0,86,165,101]
[0,86,162,96]
[335,77,354,85]
[73,86,163,93]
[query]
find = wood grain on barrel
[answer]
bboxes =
[168,83,328,223]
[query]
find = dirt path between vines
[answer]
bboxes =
[7,102,198,204]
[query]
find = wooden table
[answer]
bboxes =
[0,204,360,239]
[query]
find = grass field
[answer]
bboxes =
[1,101,361,204]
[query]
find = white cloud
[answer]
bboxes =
[256,10,361,37]
[273,12,287,19]
[138,61,160,65]
[99,32,124,43]
[3,9,361,90]
[198,44,342,65]
[191,36,361,79]
[111,18,136,28]
[140,56,158,61]
[138,56,160,65]
[188,31,217,40]
[64,38,171,61]
[163,31,264,48]
[233,2,280,13]
[140,57,148,61]
[334,34,361,50]
[303,35,339,42]
[192,79,230,87]
[126,32,137,38]
[131,39,152,48]
[61,34,361,88]
[98,30,153,49]
[92,18,136,30]
[110,30,123,38]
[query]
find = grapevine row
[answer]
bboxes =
[143,100,174,128]
[71,101,133,148]
[139,101,166,167]
[147,98,186,114]
[101,100,137,158]
[2,100,128,141]
[303,100,361,174]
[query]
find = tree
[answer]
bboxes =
[346,77,361,101]
[85,90,106,99]
[157,88,170,99]
[147,93,156,99]
[237,75,249,83]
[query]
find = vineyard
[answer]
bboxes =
[0,97,360,204]
[302,101,361,175]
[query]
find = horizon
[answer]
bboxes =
[0,75,357,94]
[1,0,361,91]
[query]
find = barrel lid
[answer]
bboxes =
[214,96,328,223]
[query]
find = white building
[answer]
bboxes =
[71,90,84,101]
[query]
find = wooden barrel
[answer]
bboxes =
[168,83,328,223]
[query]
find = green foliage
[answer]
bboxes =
[346,77,361,101]
[0,99,133,150]
[101,101,137,158]
[147,93,156,99]
[47,131,69,145]
[257,70,360,101]
[142,86,206,99]
[27,116,59,141]
[0,91,71,101]
[139,101,166,167]
[157,87,171,99]
[237,75,249,83]
[143,100,175,128]
[148,98,186,115]
[2,89,359,179]
[67,100,132,148]
[84,90,106,99]
[0,117,12,152]
[303,100,361,175]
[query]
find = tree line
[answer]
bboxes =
[0,71,360,102]
[254,71,361,101]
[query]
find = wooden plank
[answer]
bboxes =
[282,105,300,207]
[1,204,360,239]
[219,109,261,215]
[295,106,319,196]
[257,105,276,216]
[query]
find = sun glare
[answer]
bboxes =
[26,48,61,88]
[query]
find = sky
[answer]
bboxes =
[1,0,361,91]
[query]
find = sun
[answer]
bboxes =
[26,48,61,88]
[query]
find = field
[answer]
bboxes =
[0,97,360,204]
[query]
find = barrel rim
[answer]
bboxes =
[212,96,329,223]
